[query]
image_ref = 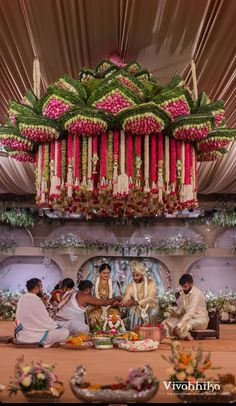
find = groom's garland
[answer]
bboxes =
[132,276,149,319]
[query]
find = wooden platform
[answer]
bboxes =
[0,321,235,403]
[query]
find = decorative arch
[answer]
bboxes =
[0,255,63,292]
[0,225,33,247]
[187,256,236,294]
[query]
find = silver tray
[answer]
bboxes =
[70,365,159,403]
[70,380,159,403]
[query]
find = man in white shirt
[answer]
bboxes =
[15,278,69,347]
[162,274,209,340]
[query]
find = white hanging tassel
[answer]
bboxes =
[53,140,61,196]
[67,164,73,197]
[33,57,41,98]
[117,130,129,195]
[144,134,150,192]
[40,179,48,204]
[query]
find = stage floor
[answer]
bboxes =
[0,321,235,403]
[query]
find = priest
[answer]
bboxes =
[14,278,69,347]
[162,274,209,340]
[121,262,158,329]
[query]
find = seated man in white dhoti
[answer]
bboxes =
[162,274,209,341]
[14,278,69,347]
[55,279,122,333]
[121,262,158,329]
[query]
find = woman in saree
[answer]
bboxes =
[86,263,121,330]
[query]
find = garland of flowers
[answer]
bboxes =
[107,131,113,183]
[132,275,149,319]
[74,134,80,190]
[0,208,35,227]
[171,114,214,142]
[66,132,73,197]
[40,232,207,254]
[157,133,163,202]
[82,136,88,188]
[150,133,157,191]
[112,130,119,195]
[135,134,142,190]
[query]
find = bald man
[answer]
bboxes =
[121,262,158,329]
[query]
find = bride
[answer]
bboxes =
[86,263,121,330]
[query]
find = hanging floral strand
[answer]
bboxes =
[144,134,150,192]
[66,132,73,197]
[36,145,42,202]
[87,136,93,191]
[74,134,80,191]
[113,130,119,196]
[100,132,108,189]
[157,133,163,203]
[82,136,88,188]
[179,141,185,202]
[170,138,177,196]
[92,135,98,173]
[61,138,67,192]
[107,131,113,186]
[117,130,129,196]
[150,133,157,192]
[164,135,170,194]
[135,134,142,190]
[127,132,134,189]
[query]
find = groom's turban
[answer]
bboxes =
[131,262,146,275]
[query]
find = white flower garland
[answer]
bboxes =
[132,276,150,319]
[95,276,113,319]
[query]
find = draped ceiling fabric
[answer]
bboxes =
[0,0,236,195]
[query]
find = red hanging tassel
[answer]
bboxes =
[170,138,176,184]
[185,143,191,185]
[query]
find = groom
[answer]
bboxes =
[121,262,158,329]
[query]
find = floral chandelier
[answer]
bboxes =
[0,58,235,218]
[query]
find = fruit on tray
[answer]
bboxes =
[66,336,83,346]
[120,331,140,341]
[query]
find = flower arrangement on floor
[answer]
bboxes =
[0,208,35,227]
[8,356,64,401]
[40,232,207,255]
[163,342,236,402]
[0,290,19,320]
[162,341,220,390]
[1,57,236,218]
[70,364,159,402]
[206,292,236,323]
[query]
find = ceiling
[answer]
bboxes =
[0,0,236,195]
